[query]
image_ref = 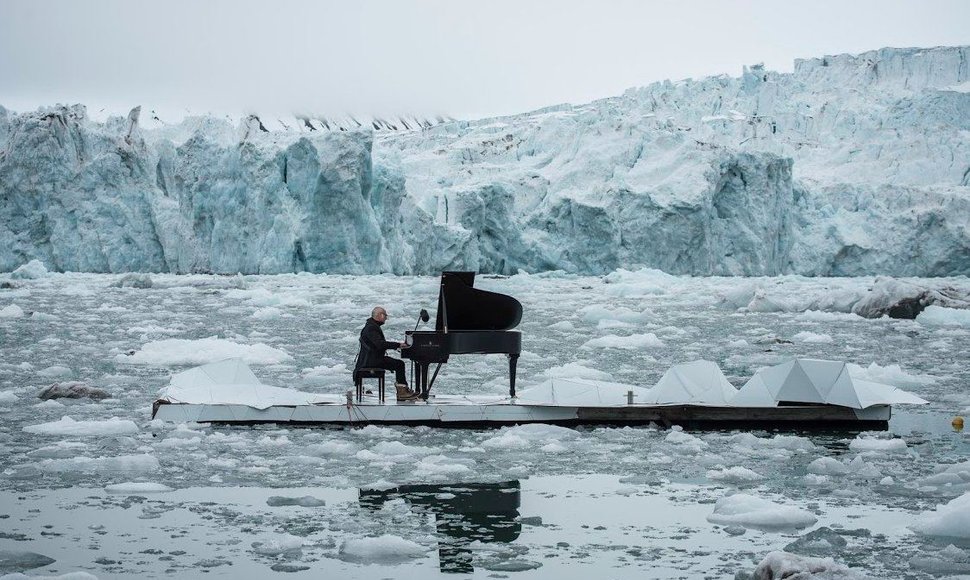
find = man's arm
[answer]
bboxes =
[362,325,400,351]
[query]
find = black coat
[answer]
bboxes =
[355,317,399,370]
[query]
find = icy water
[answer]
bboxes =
[1,271,969,578]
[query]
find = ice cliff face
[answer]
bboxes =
[1,46,968,275]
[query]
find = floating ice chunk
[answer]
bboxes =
[482,433,530,449]
[664,428,708,453]
[306,440,359,456]
[38,454,159,473]
[910,492,970,539]
[370,441,437,457]
[752,551,865,579]
[707,466,765,484]
[105,482,174,493]
[579,305,653,324]
[601,268,674,297]
[798,310,861,322]
[338,534,428,563]
[917,305,970,327]
[23,416,139,436]
[252,534,304,555]
[583,333,663,349]
[879,476,894,485]
[847,362,936,387]
[807,457,850,476]
[0,391,18,403]
[10,259,49,279]
[413,455,475,478]
[120,337,293,365]
[547,321,575,331]
[0,304,25,318]
[111,273,152,288]
[792,331,834,344]
[707,494,817,530]
[784,527,848,557]
[920,460,970,488]
[535,362,613,381]
[36,365,73,379]
[251,307,284,320]
[848,434,908,453]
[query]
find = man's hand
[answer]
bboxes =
[399,341,408,349]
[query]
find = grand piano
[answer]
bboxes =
[401,271,522,398]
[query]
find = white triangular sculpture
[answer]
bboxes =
[160,359,332,410]
[517,378,652,407]
[730,358,928,409]
[643,360,738,405]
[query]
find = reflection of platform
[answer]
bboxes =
[360,481,521,574]
[152,393,891,429]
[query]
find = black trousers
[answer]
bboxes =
[379,356,408,385]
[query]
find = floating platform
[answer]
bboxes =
[151,358,927,430]
[151,393,892,430]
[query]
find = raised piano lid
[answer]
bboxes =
[436,271,523,332]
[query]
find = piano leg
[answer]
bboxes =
[508,354,519,398]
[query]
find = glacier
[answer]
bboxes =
[1,45,968,275]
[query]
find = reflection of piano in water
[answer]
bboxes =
[402,272,523,399]
[359,481,521,574]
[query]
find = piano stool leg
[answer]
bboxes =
[508,354,519,398]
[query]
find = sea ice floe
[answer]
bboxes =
[919,460,970,489]
[252,534,304,556]
[791,331,834,344]
[917,305,970,328]
[10,259,49,279]
[583,333,664,349]
[266,495,325,507]
[534,362,613,381]
[910,492,970,539]
[0,304,25,318]
[707,494,817,530]
[338,534,428,563]
[848,434,908,453]
[412,455,475,478]
[37,454,159,473]
[707,466,765,484]
[750,551,866,579]
[119,336,293,365]
[22,416,139,437]
[104,482,174,493]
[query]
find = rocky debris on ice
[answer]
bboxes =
[783,527,848,557]
[266,495,325,507]
[23,416,139,436]
[0,550,56,574]
[910,492,970,539]
[9,260,49,279]
[337,534,428,563]
[707,493,817,530]
[3,46,970,276]
[37,382,111,401]
[739,551,870,580]
[851,277,970,319]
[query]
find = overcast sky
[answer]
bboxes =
[1,0,968,121]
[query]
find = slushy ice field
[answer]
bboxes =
[1,270,969,579]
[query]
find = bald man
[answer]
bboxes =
[354,306,416,401]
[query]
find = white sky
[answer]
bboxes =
[1,0,968,121]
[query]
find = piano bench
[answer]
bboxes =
[354,368,386,403]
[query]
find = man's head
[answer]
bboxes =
[371,306,388,323]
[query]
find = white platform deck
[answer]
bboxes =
[151,393,892,429]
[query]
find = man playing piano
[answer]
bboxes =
[354,307,418,401]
